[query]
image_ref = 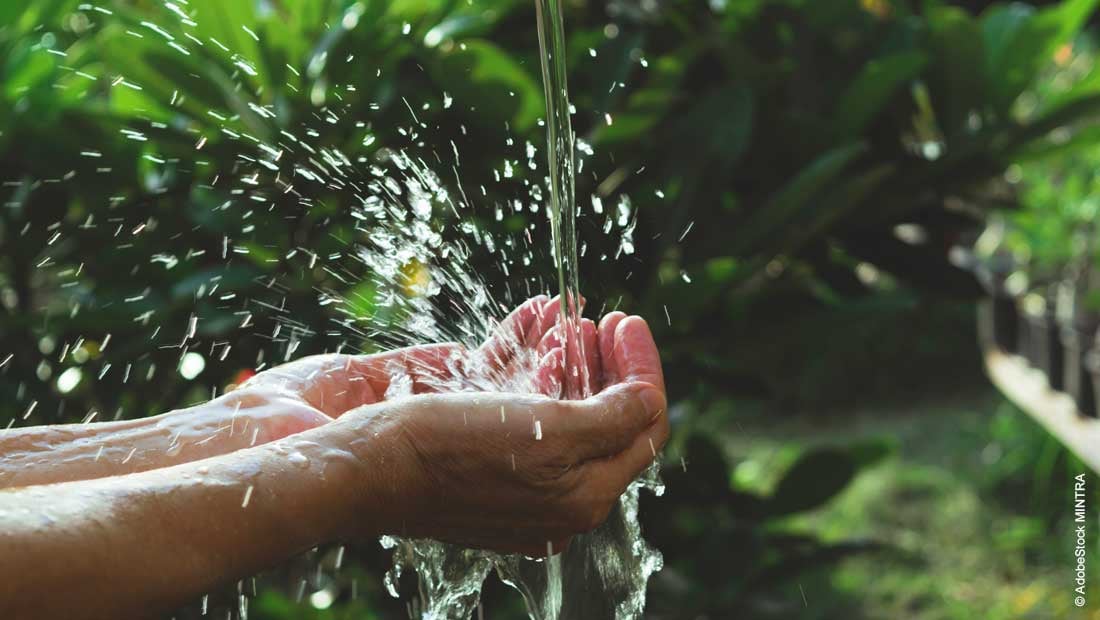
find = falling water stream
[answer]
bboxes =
[535,0,589,403]
[391,2,662,619]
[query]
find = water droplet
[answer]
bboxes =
[287,451,309,468]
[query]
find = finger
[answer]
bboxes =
[581,318,600,396]
[536,325,562,358]
[538,316,595,360]
[562,290,586,318]
[477,295,548,370]
[581,407,670,503]
[598,311,627,388]
[561,382,666,462]
[525,295,561,347]
[561,318,599,398]
[242,355,365,413]
[536,347,564,398]
[399,344,468,394]
[258,402,335,441]
[241,355,328,393]
[302,344,463,415]
[614,316,665,393]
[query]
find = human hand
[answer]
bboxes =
[227,295,589,442]
[168,297,662,558]
[462,294,601,398]
[340,313,667,556]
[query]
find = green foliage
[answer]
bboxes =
[3,0,1098,418]
[767,445,865,516]
[743,394,1100,619]
[1001,37,1100,277]
[560,0,1100,402]
[640,431,894,618]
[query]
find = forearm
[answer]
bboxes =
[0,409,396,620]
[0,389,325,488]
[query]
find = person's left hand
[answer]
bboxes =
[231,295,595,442]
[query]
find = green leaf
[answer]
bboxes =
[0,0,26,26]
[342,281,378,319]
[1011,123,1100,163]
[170,266,261,301]
[585,29,644,116]
[2,44,57,99]
[596,47,692,147]
[846,437,897,469]
[765,448,857,516]
[925,6,986,136]
[792,163,894,240]
[732,142,867,255]
[386,0,453,22]
[181,0,268,82]
[1001,91,1100,159]
[834,51,927,138]
[425,39,542,132]
[668,434,733,502]
[680,85,754,170]
[250,0,334,68]
[982,0,1099,113]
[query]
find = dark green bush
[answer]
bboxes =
[4,0,1100,422]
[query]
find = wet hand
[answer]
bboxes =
[230,295,585,441]
[345,314,667,556]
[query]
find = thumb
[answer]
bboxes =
[563,382,667,463]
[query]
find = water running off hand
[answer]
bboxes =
[392,2,662,619]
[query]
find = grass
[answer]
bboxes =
[722,389,1100,620]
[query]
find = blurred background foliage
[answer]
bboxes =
[2,0,1100,618]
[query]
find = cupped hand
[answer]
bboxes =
[219,297,666,556]
[230,295,592,441]
[358,313,667,556]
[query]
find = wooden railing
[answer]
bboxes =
[980,301,1100,472]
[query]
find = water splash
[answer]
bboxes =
[389,3,662,619]
[9,2,662,616]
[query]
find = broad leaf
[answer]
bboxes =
[834,52,927,138]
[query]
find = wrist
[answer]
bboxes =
[261,408,404,545]
[310,403,415,541]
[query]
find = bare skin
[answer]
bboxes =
[0,298,667,620]
[0,296,573,488]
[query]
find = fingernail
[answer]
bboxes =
[638,387,665,419]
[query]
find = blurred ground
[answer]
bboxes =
[724,390,1099,620]
[248,387,1099,620]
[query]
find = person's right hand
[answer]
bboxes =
[336,313,667,556]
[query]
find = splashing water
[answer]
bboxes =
[375,155,664,616]
[9,1,663,617]
[390,3,663,619]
